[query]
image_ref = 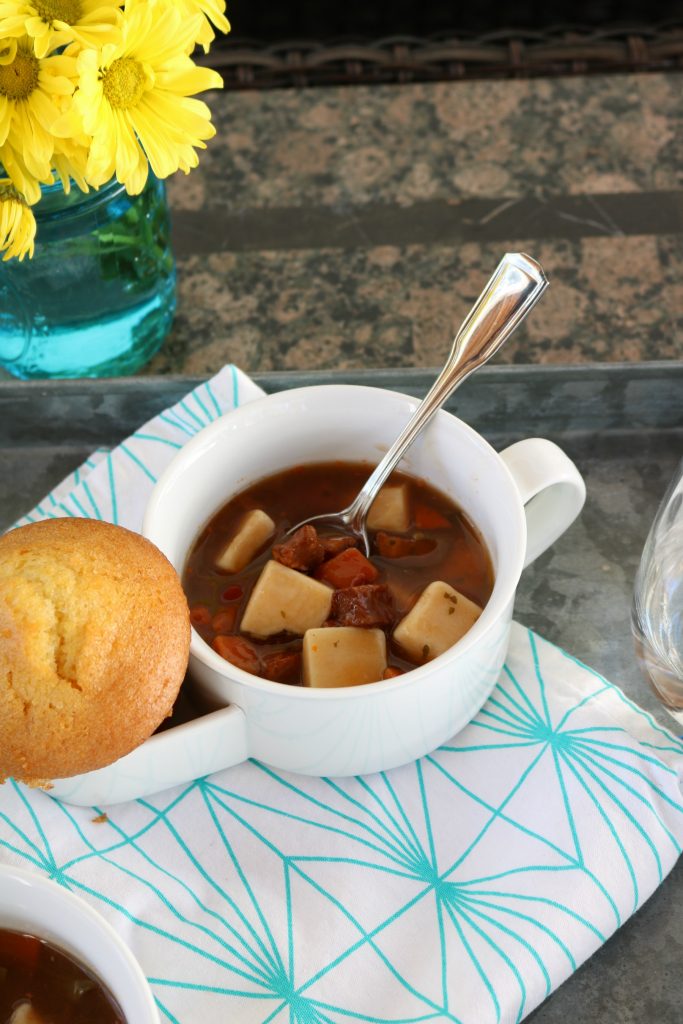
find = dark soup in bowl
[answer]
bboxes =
[183,461,494,688]
[0,929,125,1023]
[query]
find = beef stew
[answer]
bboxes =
[183,462,494,687]
[0,929,125,1023]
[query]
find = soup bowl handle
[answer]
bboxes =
[499,438,586,569]
[48,704,249,805]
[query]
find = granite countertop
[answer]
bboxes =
[148,71,683,375]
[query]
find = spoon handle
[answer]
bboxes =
[347,252,549,529]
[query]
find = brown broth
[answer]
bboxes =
[183,461,494,682]
[0,929,125,1023]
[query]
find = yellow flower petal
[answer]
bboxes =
[155,63,222,96]
[0,15,30,36]
[26,85,60,132]
[52,138,89,192]
[0,95,10,145]
[150,87,214,132]
[171,0,230,53]
[0,0,120,59]
[129,102,182,178]
[0,175,38,258]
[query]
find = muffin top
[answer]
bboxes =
[0,518,190,785]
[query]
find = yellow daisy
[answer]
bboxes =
[73,0,222,194]
[173,0,230,52]
[0,176,35,259]
[0,36,77,202]
[0,0,120,60]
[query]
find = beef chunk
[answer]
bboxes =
[331,584,395,628]
[273,525,325,571]
[262,649,302,683]
[321,535,358,558]
[374,532,437,558]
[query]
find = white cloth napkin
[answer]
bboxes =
[3,365,683,1024]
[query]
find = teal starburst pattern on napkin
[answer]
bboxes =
[1,627,681,1024]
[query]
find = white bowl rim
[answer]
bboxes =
[143,383,527,700]
[0,861,157,1016]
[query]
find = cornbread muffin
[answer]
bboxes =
[0,518,190,785]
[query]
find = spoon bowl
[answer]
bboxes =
[286,251,548,555]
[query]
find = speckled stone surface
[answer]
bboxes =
[148,72,683,375]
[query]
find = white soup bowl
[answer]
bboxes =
[142,384,586,778]
[0,862,158,1021]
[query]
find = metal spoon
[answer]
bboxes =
[290,251,549,556]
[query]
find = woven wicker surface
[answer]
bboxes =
[204,23,683,88]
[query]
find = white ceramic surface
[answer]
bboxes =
[146,386,585,769]
[49,385,585,806]
[0,863,158,1021]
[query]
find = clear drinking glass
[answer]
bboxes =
[632,459,683,725]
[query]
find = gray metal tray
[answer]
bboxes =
[1,361,681,1023]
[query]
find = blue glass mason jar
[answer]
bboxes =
[0,175,176,378]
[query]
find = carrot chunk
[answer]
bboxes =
[212,607,238,633]
[315,547,379,588]
[190,604,212,626]
[413,504,451,529]
[382,666,404,679]
[212,635,261,675]
[374,532,436,559]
